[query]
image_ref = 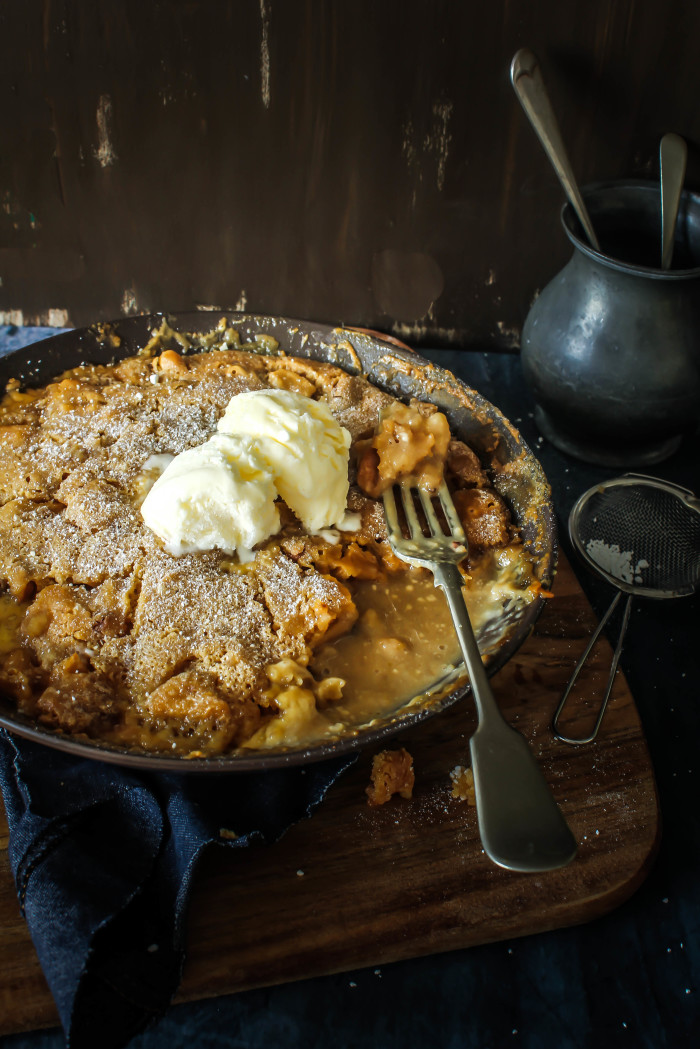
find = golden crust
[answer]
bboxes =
[0,343,404,754]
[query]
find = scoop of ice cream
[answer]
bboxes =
[217,388,353,532]
[140,432,279,560]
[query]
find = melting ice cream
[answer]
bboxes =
[141,389,354,559]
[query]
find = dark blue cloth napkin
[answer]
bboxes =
[0,729,355,1049]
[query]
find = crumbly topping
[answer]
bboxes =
[0,339,423,755]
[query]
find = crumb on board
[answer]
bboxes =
[219,828,238,841]
[450,764,476,805]
[366,747,415,807]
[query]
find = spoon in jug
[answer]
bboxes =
[660,132,687,270]
[510,48,600,252]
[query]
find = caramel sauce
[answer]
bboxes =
[0,594,27,654]
[312,570,458,728]
[304,542,534,742]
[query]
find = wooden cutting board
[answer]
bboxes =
[0,551,660,1035]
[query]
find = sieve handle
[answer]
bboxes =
[553,591,633,745]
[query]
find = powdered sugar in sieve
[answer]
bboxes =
[585,540,649,585]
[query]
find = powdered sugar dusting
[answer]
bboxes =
[0,340,396,755]
[586,539,649,584]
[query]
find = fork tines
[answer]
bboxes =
[383,479,467,544]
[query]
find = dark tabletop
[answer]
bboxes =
[1,329,698,1049]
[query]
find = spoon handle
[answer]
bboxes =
[660,132,687,270]
[511,48,601,252]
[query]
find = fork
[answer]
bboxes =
[383,480,577,872]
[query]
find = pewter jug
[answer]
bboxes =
[521,180,700,466]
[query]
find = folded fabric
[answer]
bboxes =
[0,730,355,1049]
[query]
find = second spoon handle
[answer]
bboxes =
[660,132,687,270]
[511,48,600,252]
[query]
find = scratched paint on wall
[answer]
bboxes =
[93,95,118,168]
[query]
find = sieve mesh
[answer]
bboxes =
[571,480,700,595]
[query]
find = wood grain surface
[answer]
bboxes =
[0,551,660,1036]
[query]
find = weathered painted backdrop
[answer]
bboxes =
[0,0,698,347]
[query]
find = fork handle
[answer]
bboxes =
[434,563,577,873]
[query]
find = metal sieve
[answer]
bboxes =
[553,473,700,744]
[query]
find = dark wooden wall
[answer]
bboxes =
[1,0,699,348]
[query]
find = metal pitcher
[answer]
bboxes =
[521,180,700,467]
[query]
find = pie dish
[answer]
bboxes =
[0,314,556,770]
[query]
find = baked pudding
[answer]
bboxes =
[0,318,547,759]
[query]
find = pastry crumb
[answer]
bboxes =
[366,747,415,807]
[450,764,476,805]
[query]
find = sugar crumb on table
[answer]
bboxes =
[365,747,415,807]
[450,764,476,805]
